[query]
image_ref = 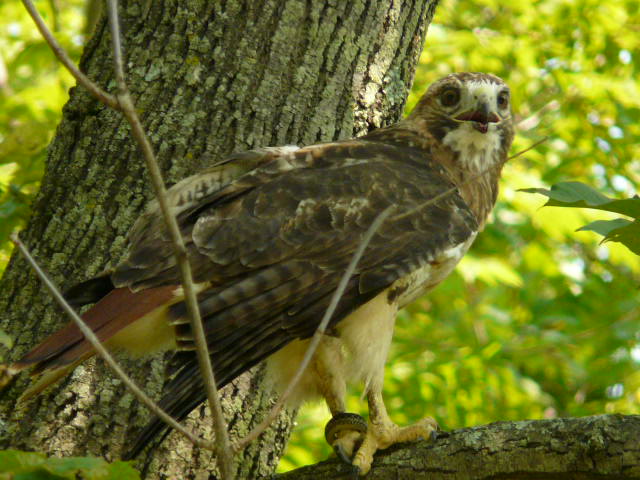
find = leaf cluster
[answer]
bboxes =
[0,0,83,274]
[523,181,640,255]
[0,450,139,480]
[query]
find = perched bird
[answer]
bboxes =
[4,72,514,475]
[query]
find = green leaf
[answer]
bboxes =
[520,182,640,219]
[521,182,640,255]
[578,218,632,237]
[579,219,640,256]
[0,330,12,349]
[0,451,45,472]
[0,450,141,480]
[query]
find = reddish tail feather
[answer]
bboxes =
[12,284,177,377]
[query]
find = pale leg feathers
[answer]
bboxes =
[314,290,438,475]
[269,289,437,475]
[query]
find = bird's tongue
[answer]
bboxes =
[473,122,489,133]
[457,110,497,135]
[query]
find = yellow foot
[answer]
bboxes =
[325,413,368,463]
[352,417,439,475]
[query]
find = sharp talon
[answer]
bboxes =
[325,412,367,445]
[325,413,368,473]
[334,444,352,465]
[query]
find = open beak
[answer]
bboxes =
[456,101,500,134]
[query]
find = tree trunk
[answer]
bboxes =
[279,414,640,479]
[0,0,437,478]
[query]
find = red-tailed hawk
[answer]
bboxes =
[6,72,514,475]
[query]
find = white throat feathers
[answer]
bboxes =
[442,122,502,172]
[442,80,506,172]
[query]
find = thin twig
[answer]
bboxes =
[106,0,126,88]
[508,136,549,160]
[105,1,233,477]
[10,233,214,451]
[233,206,396,452]
[19,0,214,455]
[20,0,119,109]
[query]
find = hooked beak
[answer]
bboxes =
[456,101,500,134]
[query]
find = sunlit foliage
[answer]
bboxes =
[0,0,638,474]
[0,0,84,273]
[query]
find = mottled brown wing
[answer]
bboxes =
[111,146,302,290]
[125,139,478,457]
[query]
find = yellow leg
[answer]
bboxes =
[315,338,368,459]
[314,337,347,415]
[352,390,439,475]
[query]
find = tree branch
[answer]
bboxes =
[278,414,640,479]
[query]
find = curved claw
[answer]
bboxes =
[417,425,443,442]
[333,443,353,465]
[325,412,368,468]
[333,445,362,479]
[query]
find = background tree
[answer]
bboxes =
[0,0,437,477]
[0,0,638,477]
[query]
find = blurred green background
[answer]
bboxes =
[0,0,638,473]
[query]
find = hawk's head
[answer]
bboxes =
[408,72,514,170]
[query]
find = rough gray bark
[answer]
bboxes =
[279,414,640,479]
[0,0,437,478]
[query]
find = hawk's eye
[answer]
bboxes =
[497,90,509,108]
[440,87,460,107]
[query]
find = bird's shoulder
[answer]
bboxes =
[130,133,445,238]
[114,132,476,289]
